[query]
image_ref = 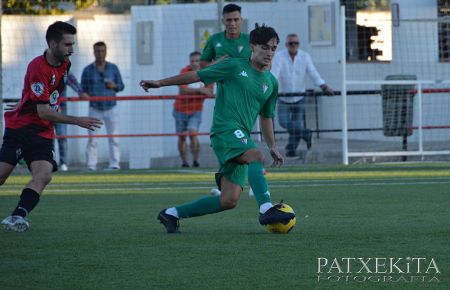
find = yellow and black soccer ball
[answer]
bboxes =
[265,203,296,234]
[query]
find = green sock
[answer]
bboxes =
[248,162,271,207]
[176,195,223,219]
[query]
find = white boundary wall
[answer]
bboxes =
[2,15,133,167]
[2,0,449,167]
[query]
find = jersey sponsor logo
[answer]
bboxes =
[31,82,44,97]
[239,71,248,78]
[50,90,59,105]
[51,74,56,85]
[215,42,222,48]
[262,83,268,94]
[237,45,243,53]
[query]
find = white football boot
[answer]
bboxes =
[1,215,29,232]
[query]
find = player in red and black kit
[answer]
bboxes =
[0,21,103,232]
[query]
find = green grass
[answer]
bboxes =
[0,164,449,289]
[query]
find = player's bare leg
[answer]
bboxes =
[2,161,52,232]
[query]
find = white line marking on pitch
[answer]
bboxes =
[1,179,450,195]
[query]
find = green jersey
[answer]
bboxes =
[197,58,279,136]
[200,32,251,62]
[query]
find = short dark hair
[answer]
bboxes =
[45,21,76,45]
[250,23,279,46]
[189,51,201,58]
[93,41,107,49]
[223,3,241,15]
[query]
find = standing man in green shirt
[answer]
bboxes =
[202,3,256,197]
[140,24,294,233]
[200,3,251,67]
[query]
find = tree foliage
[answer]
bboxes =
[2,0,96,15]
[356,0,390,10]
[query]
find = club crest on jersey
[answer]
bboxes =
[50,90,59,105]
[51,74,56,85]
[215,42,222,48]
[237,45,243,53]
[262,83,268,94]
[240,138,248,144]
[31,82,44,97]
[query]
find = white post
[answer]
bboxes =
[340,5,349,165]
[217,0,223,33]
[417,82,423,154]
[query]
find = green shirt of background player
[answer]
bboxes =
[200,3,251,68]
[140,24,295,234]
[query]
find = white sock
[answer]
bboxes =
[259,202,273,214]
[165,207,179,218]
[210,188,221,196]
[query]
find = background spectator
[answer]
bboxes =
[271,33,334,157]
[200,3,251,67]
[81,41,124,170]
[175,51,214,167]
[55,72,89,171]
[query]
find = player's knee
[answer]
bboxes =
[237,149,265,164]
[36,172,52,186]
[253,150,265,163]
[246,149,265,163]
[221,197,238,209]
[220,192,240,210]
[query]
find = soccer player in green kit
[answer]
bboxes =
[203,3,256,197]
[200,3,251,67]
[140,24,294,233]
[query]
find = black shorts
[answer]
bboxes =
[0,128,58,172]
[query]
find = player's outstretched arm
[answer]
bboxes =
[36,104,102,131]
[70,116,103,131]
[260,116,284,167]
[140,71,200,92]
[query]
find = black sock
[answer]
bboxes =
[11,188,40,218]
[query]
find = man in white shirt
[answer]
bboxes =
[271,34,333,157]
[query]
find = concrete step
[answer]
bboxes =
[150,137,343,168]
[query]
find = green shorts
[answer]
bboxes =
[211,129,256,189]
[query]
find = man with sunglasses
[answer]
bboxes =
[271,34,334,157]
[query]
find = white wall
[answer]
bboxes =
[2,15,132,167]
[3,0,449,168]
[130,1,343,167]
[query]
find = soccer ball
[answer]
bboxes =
[265,203,296,234]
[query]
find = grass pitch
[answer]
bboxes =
[0,163,449,289]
